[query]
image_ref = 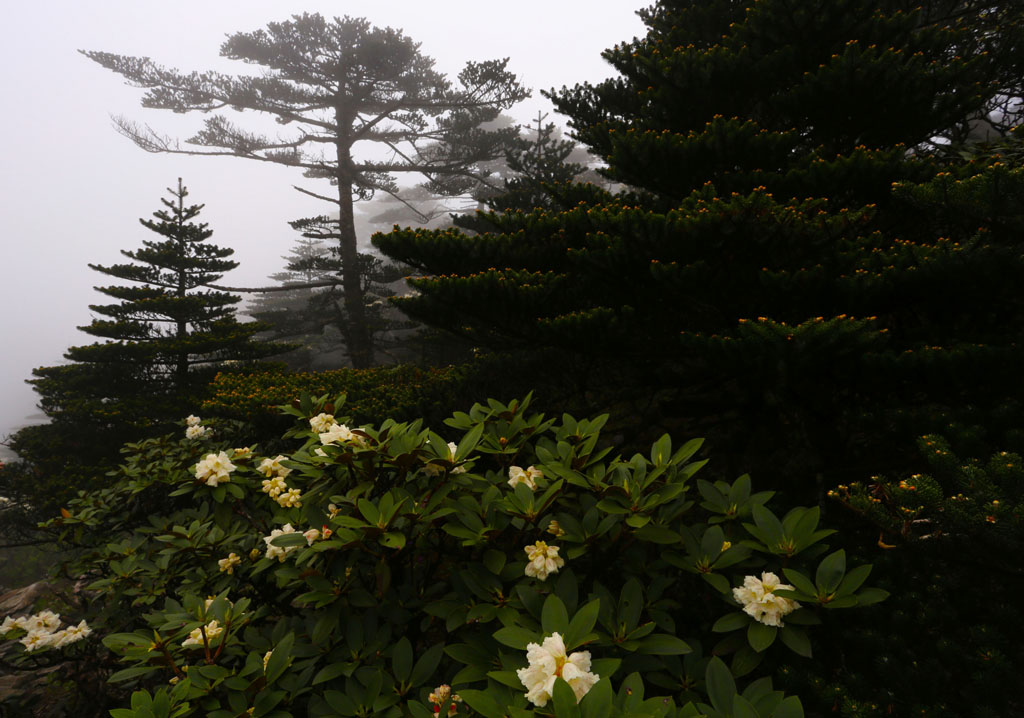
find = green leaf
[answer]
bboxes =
[705,657,736,715]
[854,587,890,606]
[409,643,445,687]
[265,632,294,684]
[772,695,805,718]
[634,525,682,544]
[712,612,751,633]
[313,662,349,686]
[831,561,872,598]
[458,689,506,718]
[814,549,846,595]
[580,677,613,718]
[108,666,161,683]
[637,634,692,655]
[553,677,582,718]
[379,532,406,550]
[392,637,413,683]
[747,621,777,652]
[565,599,601,650]
[269,532,308,547]
[456,423,484,460]
[493,626,537,650]
[779,625,812,658]
[780,569,817,597]
[542,594,570,635]
[733,694,760,718]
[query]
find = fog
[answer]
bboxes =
[0,1,649,458]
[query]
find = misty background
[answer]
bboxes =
[0,1,648,459]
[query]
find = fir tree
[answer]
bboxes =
[10,181,287,514]
[375,2,1024,714]
[82,14,528,368]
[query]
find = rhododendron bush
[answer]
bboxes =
[15,396,885,717]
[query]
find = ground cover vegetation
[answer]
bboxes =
[2,396,886,717]
[2,2,1023,716]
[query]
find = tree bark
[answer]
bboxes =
[336,142,373,368]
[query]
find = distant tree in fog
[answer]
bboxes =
[83,13,528,368]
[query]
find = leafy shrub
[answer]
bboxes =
[3,396,886,717]
[202,364,473,428]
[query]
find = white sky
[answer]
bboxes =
[0,1,650,456]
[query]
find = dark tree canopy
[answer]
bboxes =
[377,0,1024,479]
[83,13,529,367]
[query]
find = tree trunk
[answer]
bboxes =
[335,160,373,369]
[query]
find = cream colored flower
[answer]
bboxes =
[277,488,303,508]
[0,615,29,633]
[309,413,337,433]
[28,610,61,633]
[303,528,321,546]
[52,620,91,648]
[319,423,358,446]
[218,553,242,574]
[327,503,340,518]
[546,520,566,538]
[232,446,253,460]
[21,629,56,652]
[181,620,222,648]
[314,448,327,457]
[185,415,201,427]
[516,632,599,707]
[195,452,236,487]
[732,572,800,627]
[263,524,298,562]
[524,541,564,581]
[258,455,291,479]
[261,476,287,498]
[185,424,209,440]
[508,465,543,491]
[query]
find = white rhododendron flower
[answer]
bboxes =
[232,446,253,460]
[0,615,29,633]
[277,488,303,508]
[185,415,201,426]
[524,541,565,581]
[21,629,55,652]
[263,524,298,561]
[516,632,599,707]
[7,614,91,651]
[52,620,91,648]
[195,452,236,486]
[546,520,566,538]
[218,553,242,574]
[508,465,543,491]
[258,455,292,479]
[319,423,360,446]
[303,528,321,545]
[309,413,336,433]
[181,620,222,648]
[732,572,800,627]
[185,424,209,440]
[28,610,61,633]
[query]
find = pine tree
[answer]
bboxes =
[82,14,528,368]
[377,0,1024,483]
[374,3,1024,714]
[10,181,287,514]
